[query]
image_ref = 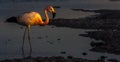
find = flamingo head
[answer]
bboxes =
[46,6,56,19]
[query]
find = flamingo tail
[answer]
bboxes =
[6,16,17,23]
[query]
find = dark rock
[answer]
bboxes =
[60,51,66,54]
[53,6,61,8]
[90,41,105,47]
[67,56,73,59]
[57,38,61,40]
[37,37,43,39]
[107,59,119,62]
[82,52,88,56]
[47,41,54,45]
[100,56,107,59]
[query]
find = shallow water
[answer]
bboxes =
[0,0,120,61]
[0,22,120,61]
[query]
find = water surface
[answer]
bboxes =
[0,0,120,61]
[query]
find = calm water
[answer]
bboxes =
[0,0,120,61]
[1,23,120,61]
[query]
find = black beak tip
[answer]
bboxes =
[53,13,56,19]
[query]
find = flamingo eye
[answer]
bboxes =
[50,9,52,11]
[50,7,52,10]
[49,8,53,12]
[48,6,55,13]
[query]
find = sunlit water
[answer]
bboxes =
[0,0,120,61]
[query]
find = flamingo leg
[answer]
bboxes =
[22,27,27,57]
[27,25,32,56]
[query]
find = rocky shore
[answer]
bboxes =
[80,30,120,55]
[1,56,119,62]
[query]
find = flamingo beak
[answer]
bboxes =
[52,12,56,19]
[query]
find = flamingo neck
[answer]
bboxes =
[41,10,49,25]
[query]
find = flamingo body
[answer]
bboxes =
[18,12,43,26]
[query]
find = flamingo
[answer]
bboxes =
[6,6,56,56]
